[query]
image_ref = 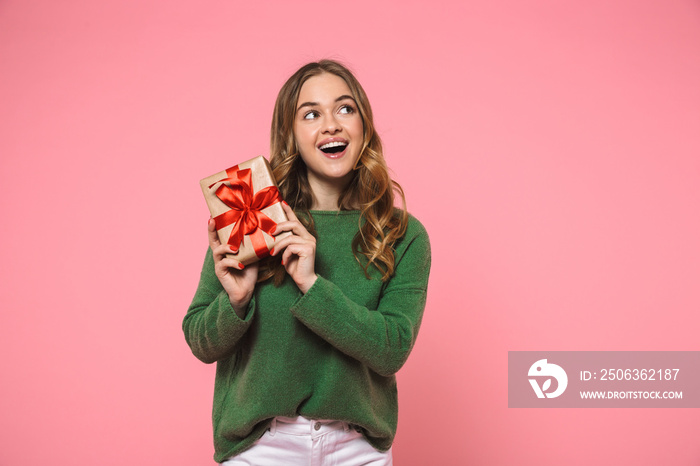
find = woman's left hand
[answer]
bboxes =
[271,202,318,294]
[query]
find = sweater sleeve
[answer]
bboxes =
[182,248,256,364]
[289,225,431,377]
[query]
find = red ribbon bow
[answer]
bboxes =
[210,165,282,259]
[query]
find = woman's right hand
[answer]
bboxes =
[208,218,259,318]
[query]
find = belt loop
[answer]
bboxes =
[268,417,277,436]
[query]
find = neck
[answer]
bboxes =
[307,172,354,210]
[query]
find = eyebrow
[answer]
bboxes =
[296,95,356,112]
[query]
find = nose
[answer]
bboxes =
[322,113,341,134]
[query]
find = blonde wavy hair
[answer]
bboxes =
[261,59,408,285]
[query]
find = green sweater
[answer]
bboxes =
[183,210,431,462]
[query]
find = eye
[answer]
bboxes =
[303,110,319,120]
[339,105,355,115]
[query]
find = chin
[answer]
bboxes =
[325,168,355,181]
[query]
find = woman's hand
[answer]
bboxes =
[208,218,259,318]
[271,202,318,294]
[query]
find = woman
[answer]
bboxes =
[183,60,431,465]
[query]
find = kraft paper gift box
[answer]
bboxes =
[200,155,291,266]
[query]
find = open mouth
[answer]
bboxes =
[318,141,348,155]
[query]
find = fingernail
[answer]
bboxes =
[238,263,245,270]
[280,258,285,265]
[282,200,289,207]
[270,248,275,255]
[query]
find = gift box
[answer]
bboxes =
[200,155,291,265]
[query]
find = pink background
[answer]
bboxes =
[1,0,699,464]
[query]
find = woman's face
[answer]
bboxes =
[293,72,363,189]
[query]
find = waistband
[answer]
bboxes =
[269,416,352,437]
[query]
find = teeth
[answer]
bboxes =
[319,141,347,150]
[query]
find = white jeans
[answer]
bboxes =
[221,416,393,466]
